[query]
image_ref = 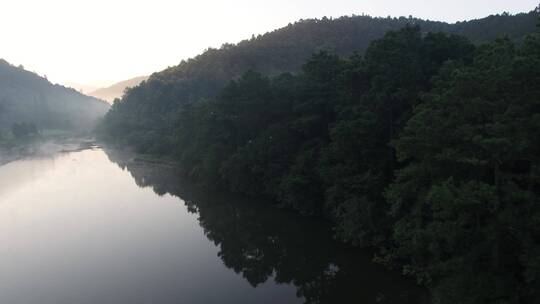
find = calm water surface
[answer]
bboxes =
[0,147,425,304]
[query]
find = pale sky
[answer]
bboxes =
[1,0,537,87]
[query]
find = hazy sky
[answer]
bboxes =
[1,0,537,87]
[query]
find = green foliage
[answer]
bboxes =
[386,31,540,303]
[99,10,539,153]
[321,27,476,247]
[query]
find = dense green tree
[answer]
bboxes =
[99,10,539,153]
[385,30,540,303]
[320,27,475,246]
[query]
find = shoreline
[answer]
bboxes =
[0,137,100,167]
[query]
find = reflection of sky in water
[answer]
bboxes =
[0,148,425,304]
[0,149,299,304]
[0,156,56,199]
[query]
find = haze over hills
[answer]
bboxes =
[89,76,149,103]
[64,82,101,94]
[0,59,109,132]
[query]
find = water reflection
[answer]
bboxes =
[104,147,426,304]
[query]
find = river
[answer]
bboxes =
[0,146,426,304]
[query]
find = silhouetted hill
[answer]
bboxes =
[0,59,109,131]
[89,76,148,103]
[101,8,539,148]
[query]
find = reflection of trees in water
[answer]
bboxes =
[104,148,427,304]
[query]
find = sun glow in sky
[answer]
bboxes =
[1,0,537,87]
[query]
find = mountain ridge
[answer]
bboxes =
[101,8,540,151]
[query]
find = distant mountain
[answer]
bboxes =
[89,76,148,103]
[0,59,110,131]
[64,82,100,94]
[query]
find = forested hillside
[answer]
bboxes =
[100,7,540,304]
[0,60,109,133]
[100,9,539,151]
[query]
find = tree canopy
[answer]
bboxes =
[98,9,539,153]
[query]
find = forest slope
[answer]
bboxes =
[0,60,109,133]
[100,9,540,153]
